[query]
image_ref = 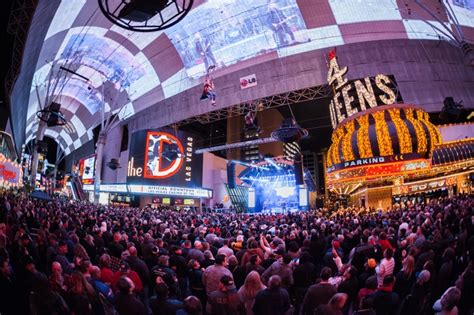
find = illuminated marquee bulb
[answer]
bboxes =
[341,120,355,161]
[330,127,345,165]
[354,78,377,110]
[372,111,393,156]
[327,57,348,90]
[388,108,412,154]
[342,85,358,118]
[356,114,373,158]
[375,74,396,105]
[405,108,427,154]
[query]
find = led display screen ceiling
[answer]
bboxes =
[127,128,203,188]
[19,0,474,157]
[166,0,307,77]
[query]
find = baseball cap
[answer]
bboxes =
[220,275,235,288]
[367,258,377,269]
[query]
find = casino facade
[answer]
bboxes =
[4,0,474,210]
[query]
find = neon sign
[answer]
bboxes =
[327,49,402,128]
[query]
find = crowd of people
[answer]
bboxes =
[0,190,473,315]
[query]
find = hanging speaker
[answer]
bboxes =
[294,153,304,186]
[227,162,236,189]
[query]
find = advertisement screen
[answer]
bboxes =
[79,155,95,184]
[166,0,307,77]
[184,199,195,205]
[127,128,203,188]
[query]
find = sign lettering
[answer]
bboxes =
[327,49,402,128]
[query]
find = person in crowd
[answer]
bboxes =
[150,282,184,315]
[151,254,179,298]
[354,275,377,312]
[169,245,189,296]
[301,267,337,315]
[376,248,395,287]
[49,261,68,294]
[314,292,348,315]
[89,265,114,301]
[337,265,359,310]
[30,272,70,315]
[55,240,73,275]
[188,241,205,263]
[65,271,100,315]
[367,275,399,315]
[433,286,462,315]
[0,257,17,315]
[217,239,234,258]
[114,276,147,315]
[203,254,233,295]
[400,269,432,314]
[126,246,149,290]
[352,296,376,315]
[177,295,203,315]
[99,253,115,285]
[112,261,143,294]
[188,259,206,306]
[0,191,473,315]
[358,258,377,288]
[253,275,291,315]
[238,271,266,315]
[208,275,243,314]
[394,254,415,299]
[262,253,294,288]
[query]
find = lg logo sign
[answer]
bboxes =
[240,74,257,90]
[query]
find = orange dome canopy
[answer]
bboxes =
[326,104,441,167]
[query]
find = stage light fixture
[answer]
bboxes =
[36,102,67,127]
[271,118,308,143]
[106,158,121,170]
[439,97,464,122]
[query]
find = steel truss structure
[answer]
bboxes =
[175,84,333,127]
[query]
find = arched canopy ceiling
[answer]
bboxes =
[21,0,474,154]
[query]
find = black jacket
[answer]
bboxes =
[253,288,291,315]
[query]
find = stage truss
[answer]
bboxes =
[174,84,332,127]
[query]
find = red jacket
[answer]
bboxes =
[100,267,114,285]
[378,239,393,252]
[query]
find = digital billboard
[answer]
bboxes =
[79,155,95,185]
[127,128,203,188]
[166,0,308,77]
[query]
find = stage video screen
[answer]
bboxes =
[166,0,307,77]
[127,128,203,187]
[451,0,474,10]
